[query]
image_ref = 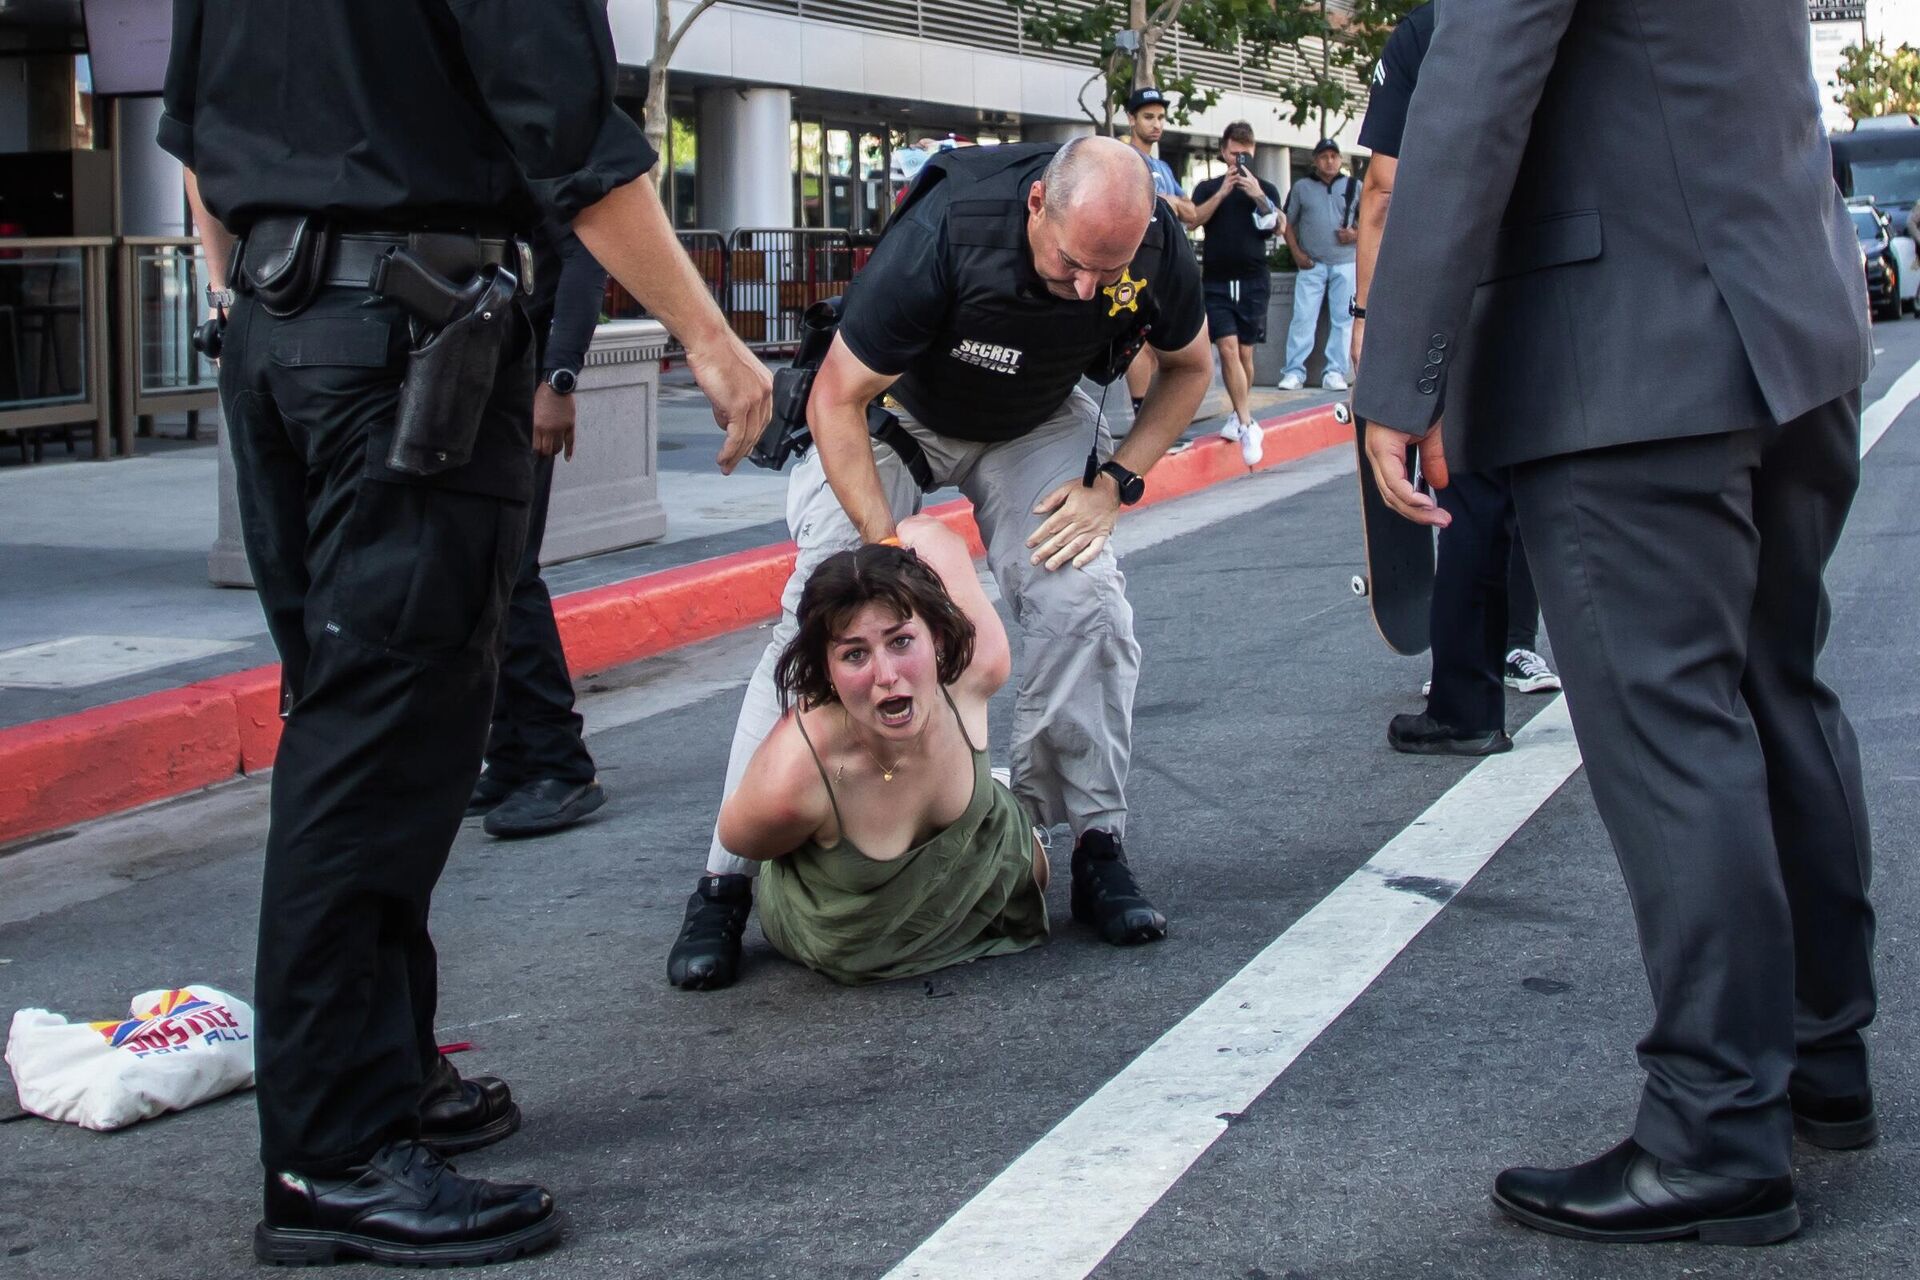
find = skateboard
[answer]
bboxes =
[1344,402,1435,656]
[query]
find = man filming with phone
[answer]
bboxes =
[1190,122,1283,465]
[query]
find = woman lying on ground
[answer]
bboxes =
[716,515,1049,985]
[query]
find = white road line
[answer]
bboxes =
[1862,353,1920,457]
[881,698,1584,1280]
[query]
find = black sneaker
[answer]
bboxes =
[254,1140,560,1267]
[1388,712,1513,757]
[465,771,516,818]
[419,1056,521,1157]
[482,778,607,839]
[1504,648,1562,693]
[1070,830,1168,945]
[667,874,754,990]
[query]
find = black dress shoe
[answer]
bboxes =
[482,778,607,838]
[1492,1138,1798,1245]
[1389,712,1513,757]
[1790,1086,1878,1150]
[419,1056,521,1156]
[1070,830,1168,945]
[667,874,753,990]
[465,771,516,818]
[255,1140,560,1267]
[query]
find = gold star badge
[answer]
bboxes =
[1103,270,1147,317]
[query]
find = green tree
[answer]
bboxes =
[1833,39,1920,124]
[1015,0,1337,133]
[643,0,724,191]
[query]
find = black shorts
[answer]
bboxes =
[1203,275,1270,345]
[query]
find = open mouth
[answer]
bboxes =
[875,696,914,728]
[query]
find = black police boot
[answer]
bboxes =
[254,1140,560,1267]
[1070,830,1168,945]
[419,1056,521,1157]
[667,874,754,990]
[482,778,607,839]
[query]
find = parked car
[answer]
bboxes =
[1851,201,1916,321]
[1833,125,1920,262]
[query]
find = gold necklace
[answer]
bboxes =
[840,707,904,782]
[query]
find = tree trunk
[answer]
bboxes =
[645,0,673,191]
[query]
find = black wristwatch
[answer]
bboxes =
[543,367,578,395]
[1348,300,1366,319]
[1084,457,1145,505]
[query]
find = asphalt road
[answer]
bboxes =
[2,319,1917,1279]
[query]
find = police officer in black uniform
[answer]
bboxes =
[161,1,770,1265]
[467,220,611,839]
[671,137,1212,990]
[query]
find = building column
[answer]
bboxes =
[696,85,793,233]
[1253,145,1291,206]
[116,97,188,236]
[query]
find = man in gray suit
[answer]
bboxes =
[1353,0,1877,1247]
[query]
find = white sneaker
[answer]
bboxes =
[1277,372,1306,391]
[1239,416,1264,466]
[1321,369,1349,391]
[1217,414,1243,442]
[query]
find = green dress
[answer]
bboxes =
[757,693,1049,986]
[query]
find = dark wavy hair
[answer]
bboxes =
[774,543,976,711]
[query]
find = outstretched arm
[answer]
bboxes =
[895,515,1010,695]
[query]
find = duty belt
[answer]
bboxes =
[320,232,520,290]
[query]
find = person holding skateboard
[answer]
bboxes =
[1350,0,1557,757]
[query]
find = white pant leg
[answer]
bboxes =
[1282,263,1329,380]
[1323,263,1356,379]
[958,390,1141,839]
[703,441,925,875]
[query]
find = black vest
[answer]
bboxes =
[886,144,1169,443]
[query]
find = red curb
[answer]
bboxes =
[0,402,1343,847]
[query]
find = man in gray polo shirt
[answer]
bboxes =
[1278,139,1360,390]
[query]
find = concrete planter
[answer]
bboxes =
[1253,270,1333,388]
[209,318,669,587]
[542,318,668,566]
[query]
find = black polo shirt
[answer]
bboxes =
[1190,174,1283,281]
[1357,2,1436,160]
[158,0,656,232]
[836,145,1205,443]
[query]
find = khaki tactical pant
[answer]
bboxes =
[706,387,1141,874]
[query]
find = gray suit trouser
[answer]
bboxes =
[1510,391,1875,1180]
[706,388,1140,875]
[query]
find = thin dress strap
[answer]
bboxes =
[940,686,984,755]
[791,709,847,837]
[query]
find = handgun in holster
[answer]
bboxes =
[754,296,935,491]
[369,247,520,477]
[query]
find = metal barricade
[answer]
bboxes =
[115,236,221,453]
[0,237,113,463]
[725,228,854,351]
[603,230,729,355]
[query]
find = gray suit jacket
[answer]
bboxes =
[1353,0,1872,471]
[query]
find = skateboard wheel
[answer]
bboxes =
[1333,403,1352,425]
[1350,574,1369,597]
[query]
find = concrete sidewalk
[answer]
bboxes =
[0,363,1336,733]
